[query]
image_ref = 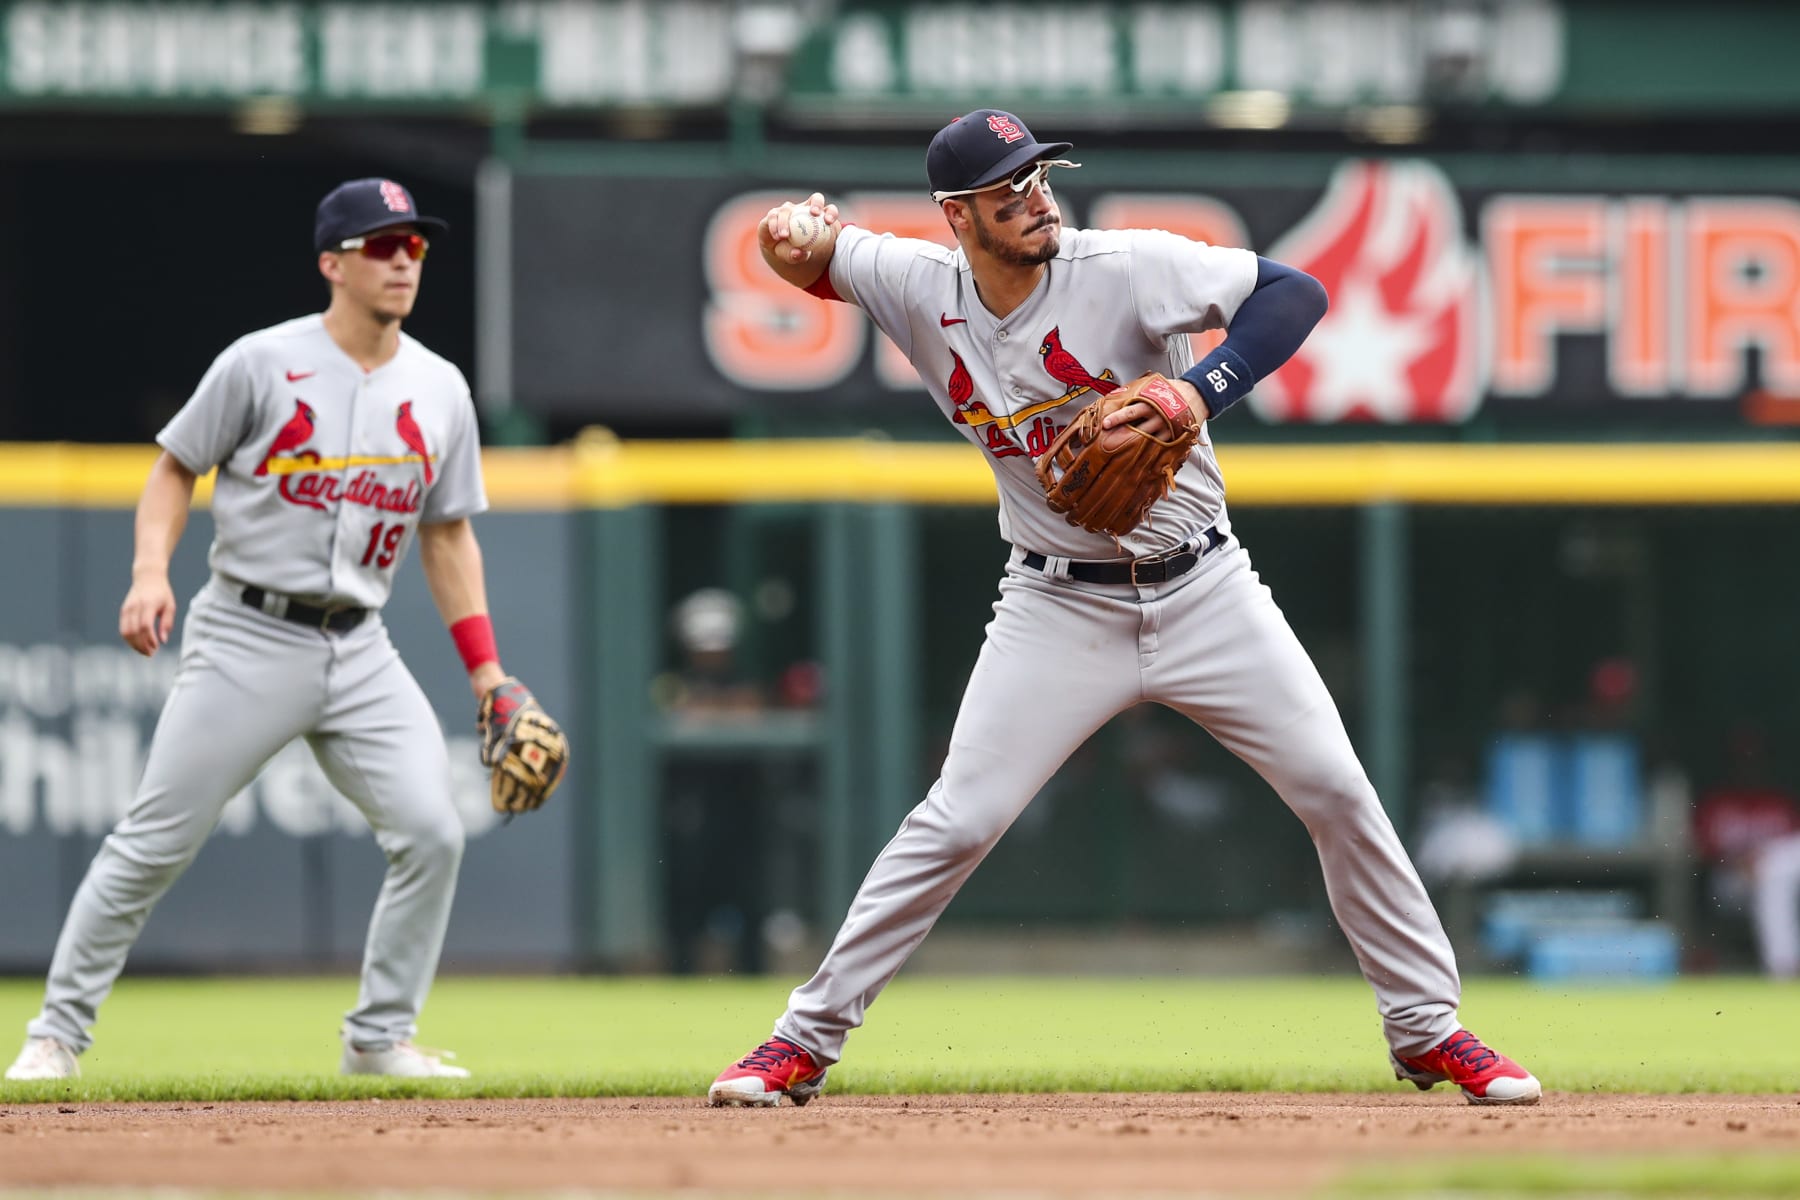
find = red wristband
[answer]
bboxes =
[449,614,499,673]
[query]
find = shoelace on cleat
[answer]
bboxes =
[737,1039,806,1073]
[1439,1030,1499,1072]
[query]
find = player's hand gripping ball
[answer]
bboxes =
[1034,372,1203,538]
[784,206,827,254]
[477,677,570,816]
[768,194,838,264]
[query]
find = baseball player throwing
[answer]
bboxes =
[5,178,564,1082]
[710,111,1540,1107]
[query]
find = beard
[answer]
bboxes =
[971,209,1060,267]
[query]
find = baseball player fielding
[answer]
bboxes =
[709,110,1540,1110]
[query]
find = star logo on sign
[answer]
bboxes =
[1294,275,1432,421]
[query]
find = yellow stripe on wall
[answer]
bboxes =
[1215,444,1800,506]
[2,440,1799,509]
[567,436,998,507]
[0,445,198,508]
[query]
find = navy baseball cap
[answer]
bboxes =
[313,178,448,253]
[926,109,1074,200]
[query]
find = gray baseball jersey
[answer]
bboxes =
[22,314,477,1063]
[159,314,487,608]
[822,225,1257,557]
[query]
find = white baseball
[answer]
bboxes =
[786,207,826,253]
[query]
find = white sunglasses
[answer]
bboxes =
[931,158,1081,204]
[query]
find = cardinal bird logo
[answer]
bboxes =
[256,400,316,476]
[1038,327,1118,398]
[395,401,433,484]
[947,350,974,417]
[945,350,997,424]
[948,350,973,405]
[1254,159,1481,423]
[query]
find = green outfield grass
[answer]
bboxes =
[0,974,1793,1102]
[1339,1154,1800,1197]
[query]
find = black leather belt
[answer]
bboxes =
[1022,527,1226,586]
[241,586,369,633]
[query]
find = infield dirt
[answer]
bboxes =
[3,1092,1798,1195]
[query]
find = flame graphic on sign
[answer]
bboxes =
[1254,160,1483,423]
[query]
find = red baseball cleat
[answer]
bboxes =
[1393,1029,1542,1105]
[708,1036,828,1107]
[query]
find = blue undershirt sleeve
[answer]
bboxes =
[1178,257,1328,419]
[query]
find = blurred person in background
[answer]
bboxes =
[1754,832,1800,979]
[661,587,767,972]
[657,587,766,717]
[1693,727,1800,977]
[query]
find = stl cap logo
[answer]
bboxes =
[378,180,412,214]
[1255,160,1483,424]
[987,114,1025,144]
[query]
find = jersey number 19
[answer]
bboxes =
[361,522,406,569]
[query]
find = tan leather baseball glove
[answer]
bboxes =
[477,677,570,815]
[1034,372,1203,538]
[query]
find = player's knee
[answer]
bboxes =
[937,819,1006,860]
[395,819,464,872]
[932,799,1013,859]
[906,783,1009,860]
[1281,762,1381,831]
[426,820,466,868]
[102,823,208,879]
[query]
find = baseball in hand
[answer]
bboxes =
[785,207,827,254]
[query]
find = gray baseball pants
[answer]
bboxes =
[776,537,1460,1064]
[24,578,463,1054]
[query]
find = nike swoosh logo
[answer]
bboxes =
[940,314,967,327]
[286,370,315,382]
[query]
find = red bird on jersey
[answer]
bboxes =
[395,400,433,484]
[1038,327,1116,395]
[255,400,315,476]
[947,349,979,422]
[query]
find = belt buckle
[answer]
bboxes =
[1130,550,1170,587]
[318,603,356,633]
[1131,533,1206,586]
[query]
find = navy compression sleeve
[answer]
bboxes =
[1178,258,1328,419]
